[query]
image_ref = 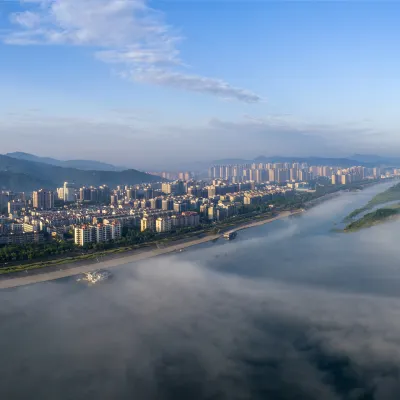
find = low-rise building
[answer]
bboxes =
[0,232,44,245]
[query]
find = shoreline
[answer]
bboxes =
[0,210,299,289]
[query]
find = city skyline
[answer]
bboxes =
[1,1,400,168]
[1,159,393,247]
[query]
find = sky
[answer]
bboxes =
[1,0,400,169]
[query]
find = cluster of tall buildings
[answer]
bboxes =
[0,161,397,250]
[56,182,111,203]
[0,191,26,214]
[209,162,382,184]
[77,185,111,203]
[209,162,312,183]
[330,166,375,185]
[161,181,187,195]
[32,189,54,210]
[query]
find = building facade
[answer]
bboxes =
[74,222,121,246]
[33,190,54,210]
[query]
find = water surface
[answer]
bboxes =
[2,181,400,400]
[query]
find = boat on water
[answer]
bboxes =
[223,231,237,240]
[81,270,112,284]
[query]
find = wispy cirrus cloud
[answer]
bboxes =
[4,0,262,103]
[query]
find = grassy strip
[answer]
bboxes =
[0,250,124,275]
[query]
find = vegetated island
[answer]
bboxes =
[344,204,400,232]
[344,182,400,221]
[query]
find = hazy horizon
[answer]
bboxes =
[1,150,397,172]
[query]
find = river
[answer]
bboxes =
[1,181,400,400]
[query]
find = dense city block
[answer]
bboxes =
[0,162,396,265]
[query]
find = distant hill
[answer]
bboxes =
[350,154,400,166]
[5,152,124,171]
[0,171,54,192]
[0,155,162,192]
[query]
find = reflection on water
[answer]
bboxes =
[1,181,400,400]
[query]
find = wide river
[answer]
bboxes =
[2,181,400,400]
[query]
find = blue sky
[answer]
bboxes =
[1,0,400,169]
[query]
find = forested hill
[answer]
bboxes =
[5,152,124,171]
[0,155,161,191]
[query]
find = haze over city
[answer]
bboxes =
[1,0,400,168]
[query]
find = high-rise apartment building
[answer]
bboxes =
[298,170,311,182]
[110,194,119,204]
[162,198,174,210]
[268,169,275,182]
[276,169,289,183]
[8,200,25,214]
[156,217,173,233]
[289,168,298,181]
[162,181,186,195]
[178,171,192,181]
[373,167,381,178]
[63,182,76,202]
[141,216,156,232]
[74,222,121,246]
[56,187,64,200]
[255,169,268,183]
[79,187,91,201]
[74,225,95,246]
[33,189,54,210]
[341,174,351,185]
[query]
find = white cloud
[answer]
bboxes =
[4,0,262,103]
[126,68,263,103]
[9,10,42,28]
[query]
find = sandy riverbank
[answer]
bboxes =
[0,210,299,289]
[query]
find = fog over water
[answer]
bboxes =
[2,182,400,400]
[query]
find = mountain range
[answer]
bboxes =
[5,152,125,171]
[349,154,400,165]
[0,154,161,192]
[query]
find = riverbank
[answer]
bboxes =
[0,210,298,289]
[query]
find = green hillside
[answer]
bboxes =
[0,171,55,192]
[0,155,161,191]
[5,152,123,171]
